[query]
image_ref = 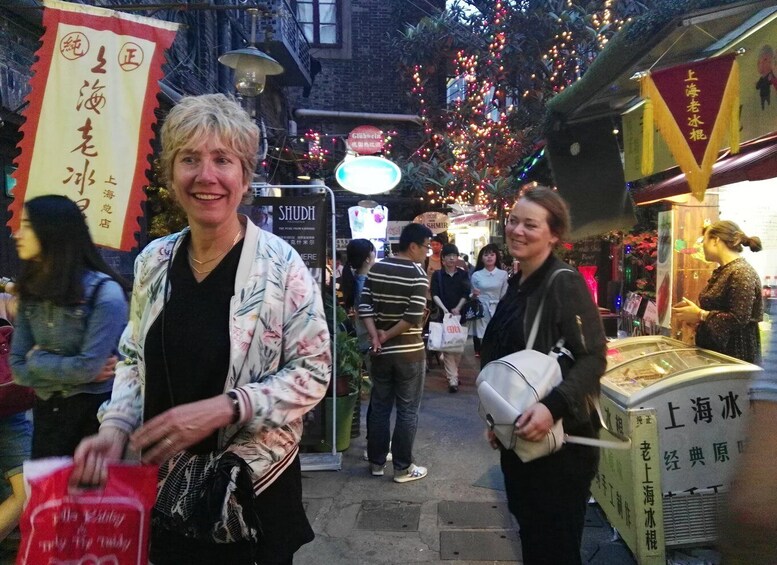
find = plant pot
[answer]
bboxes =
[329,373,354,397]
[312,390,359,452]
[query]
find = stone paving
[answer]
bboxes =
[295,343,639,564]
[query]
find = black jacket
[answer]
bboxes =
[481,255,607,436]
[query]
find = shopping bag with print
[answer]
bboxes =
[429,313,467,352]
[17,458,158,565]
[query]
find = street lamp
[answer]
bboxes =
[218,8,283,97]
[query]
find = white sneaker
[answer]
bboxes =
[393,463,427,483]
[370,463,385,476]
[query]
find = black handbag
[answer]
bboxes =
[153,449,262,545]
[461,298,485,321]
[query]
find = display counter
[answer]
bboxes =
[592,336,762,564]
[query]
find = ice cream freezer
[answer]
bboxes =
[591,336,762,564]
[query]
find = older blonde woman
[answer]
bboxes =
[72,94,331,565]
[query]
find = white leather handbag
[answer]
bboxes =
[476,269,630,463]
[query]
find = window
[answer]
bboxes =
[295,0,340,46]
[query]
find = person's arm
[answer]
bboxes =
[540,271,607,424]
[379,320,414,343]
[450,273,469,315]
[720,327,777,562]
[720,400,777,563]
[13,281,128,387]
[0,472,25,542]
[431,271,449,313]
[470,272,481,298]
[358,272,381,350]
[234,253,332,428]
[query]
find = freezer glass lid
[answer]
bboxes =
[605,339,686,367]
[603,349,723,395]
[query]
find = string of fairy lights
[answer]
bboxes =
[542,0,634,93]
[261,0,635,205]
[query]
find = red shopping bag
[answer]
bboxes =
[17,460,158,565]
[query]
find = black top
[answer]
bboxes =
[144,234,244,454]
[480,255,555,365]
[431,267,471,314]
[696,257,763,364]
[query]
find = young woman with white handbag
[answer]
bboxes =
[480,186,607,565]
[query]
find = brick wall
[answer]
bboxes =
[290,0,445,115]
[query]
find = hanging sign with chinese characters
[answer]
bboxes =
[346,125,384,155]
[9,0,178,251]
[639,54,740,202]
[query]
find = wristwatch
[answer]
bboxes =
[225,390,241,425]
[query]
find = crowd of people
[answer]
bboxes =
[0,94,773,564]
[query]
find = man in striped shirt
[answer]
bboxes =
[359,223,433,483]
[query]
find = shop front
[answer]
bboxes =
[546,0,777,348]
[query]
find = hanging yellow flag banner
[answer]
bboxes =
[9,0,178,250]
[639,53,740,201]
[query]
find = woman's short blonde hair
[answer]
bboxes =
[159,93,260,187]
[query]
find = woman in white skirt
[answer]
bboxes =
[469,244,508,357]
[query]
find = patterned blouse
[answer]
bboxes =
[696,257,763,364]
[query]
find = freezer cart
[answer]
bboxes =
[592,336,762,564]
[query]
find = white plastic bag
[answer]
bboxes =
[428,313,467,352]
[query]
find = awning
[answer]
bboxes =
[546,0,775,125]
[633,134,777,204]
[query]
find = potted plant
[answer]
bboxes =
[303,297,363,452]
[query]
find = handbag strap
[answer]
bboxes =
[525,268,573,350]
[564,397,632,449]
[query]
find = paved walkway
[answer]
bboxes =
[296,342,638,564]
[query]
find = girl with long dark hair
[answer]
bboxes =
[10,195,129,458]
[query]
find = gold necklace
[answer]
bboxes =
[188,229,242,274]
[189,230,242,265]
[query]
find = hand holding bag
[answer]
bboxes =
[18,459,158,565]
[476,269,630,462]
[428,313,467,352]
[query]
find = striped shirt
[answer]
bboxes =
[751,328,777,402]
[359,257,428,361]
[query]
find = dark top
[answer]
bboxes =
[431,267,471,315]
[696,257,762,364]
[144,234,244,454]
[482,255,607,436]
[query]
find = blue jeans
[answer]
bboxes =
[0,411,32,498]
[367,356,425,471]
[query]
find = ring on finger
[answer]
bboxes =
[163,437,174,450]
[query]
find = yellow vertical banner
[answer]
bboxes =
[9,0,178,250]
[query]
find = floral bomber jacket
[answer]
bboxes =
[100,217,331,489]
